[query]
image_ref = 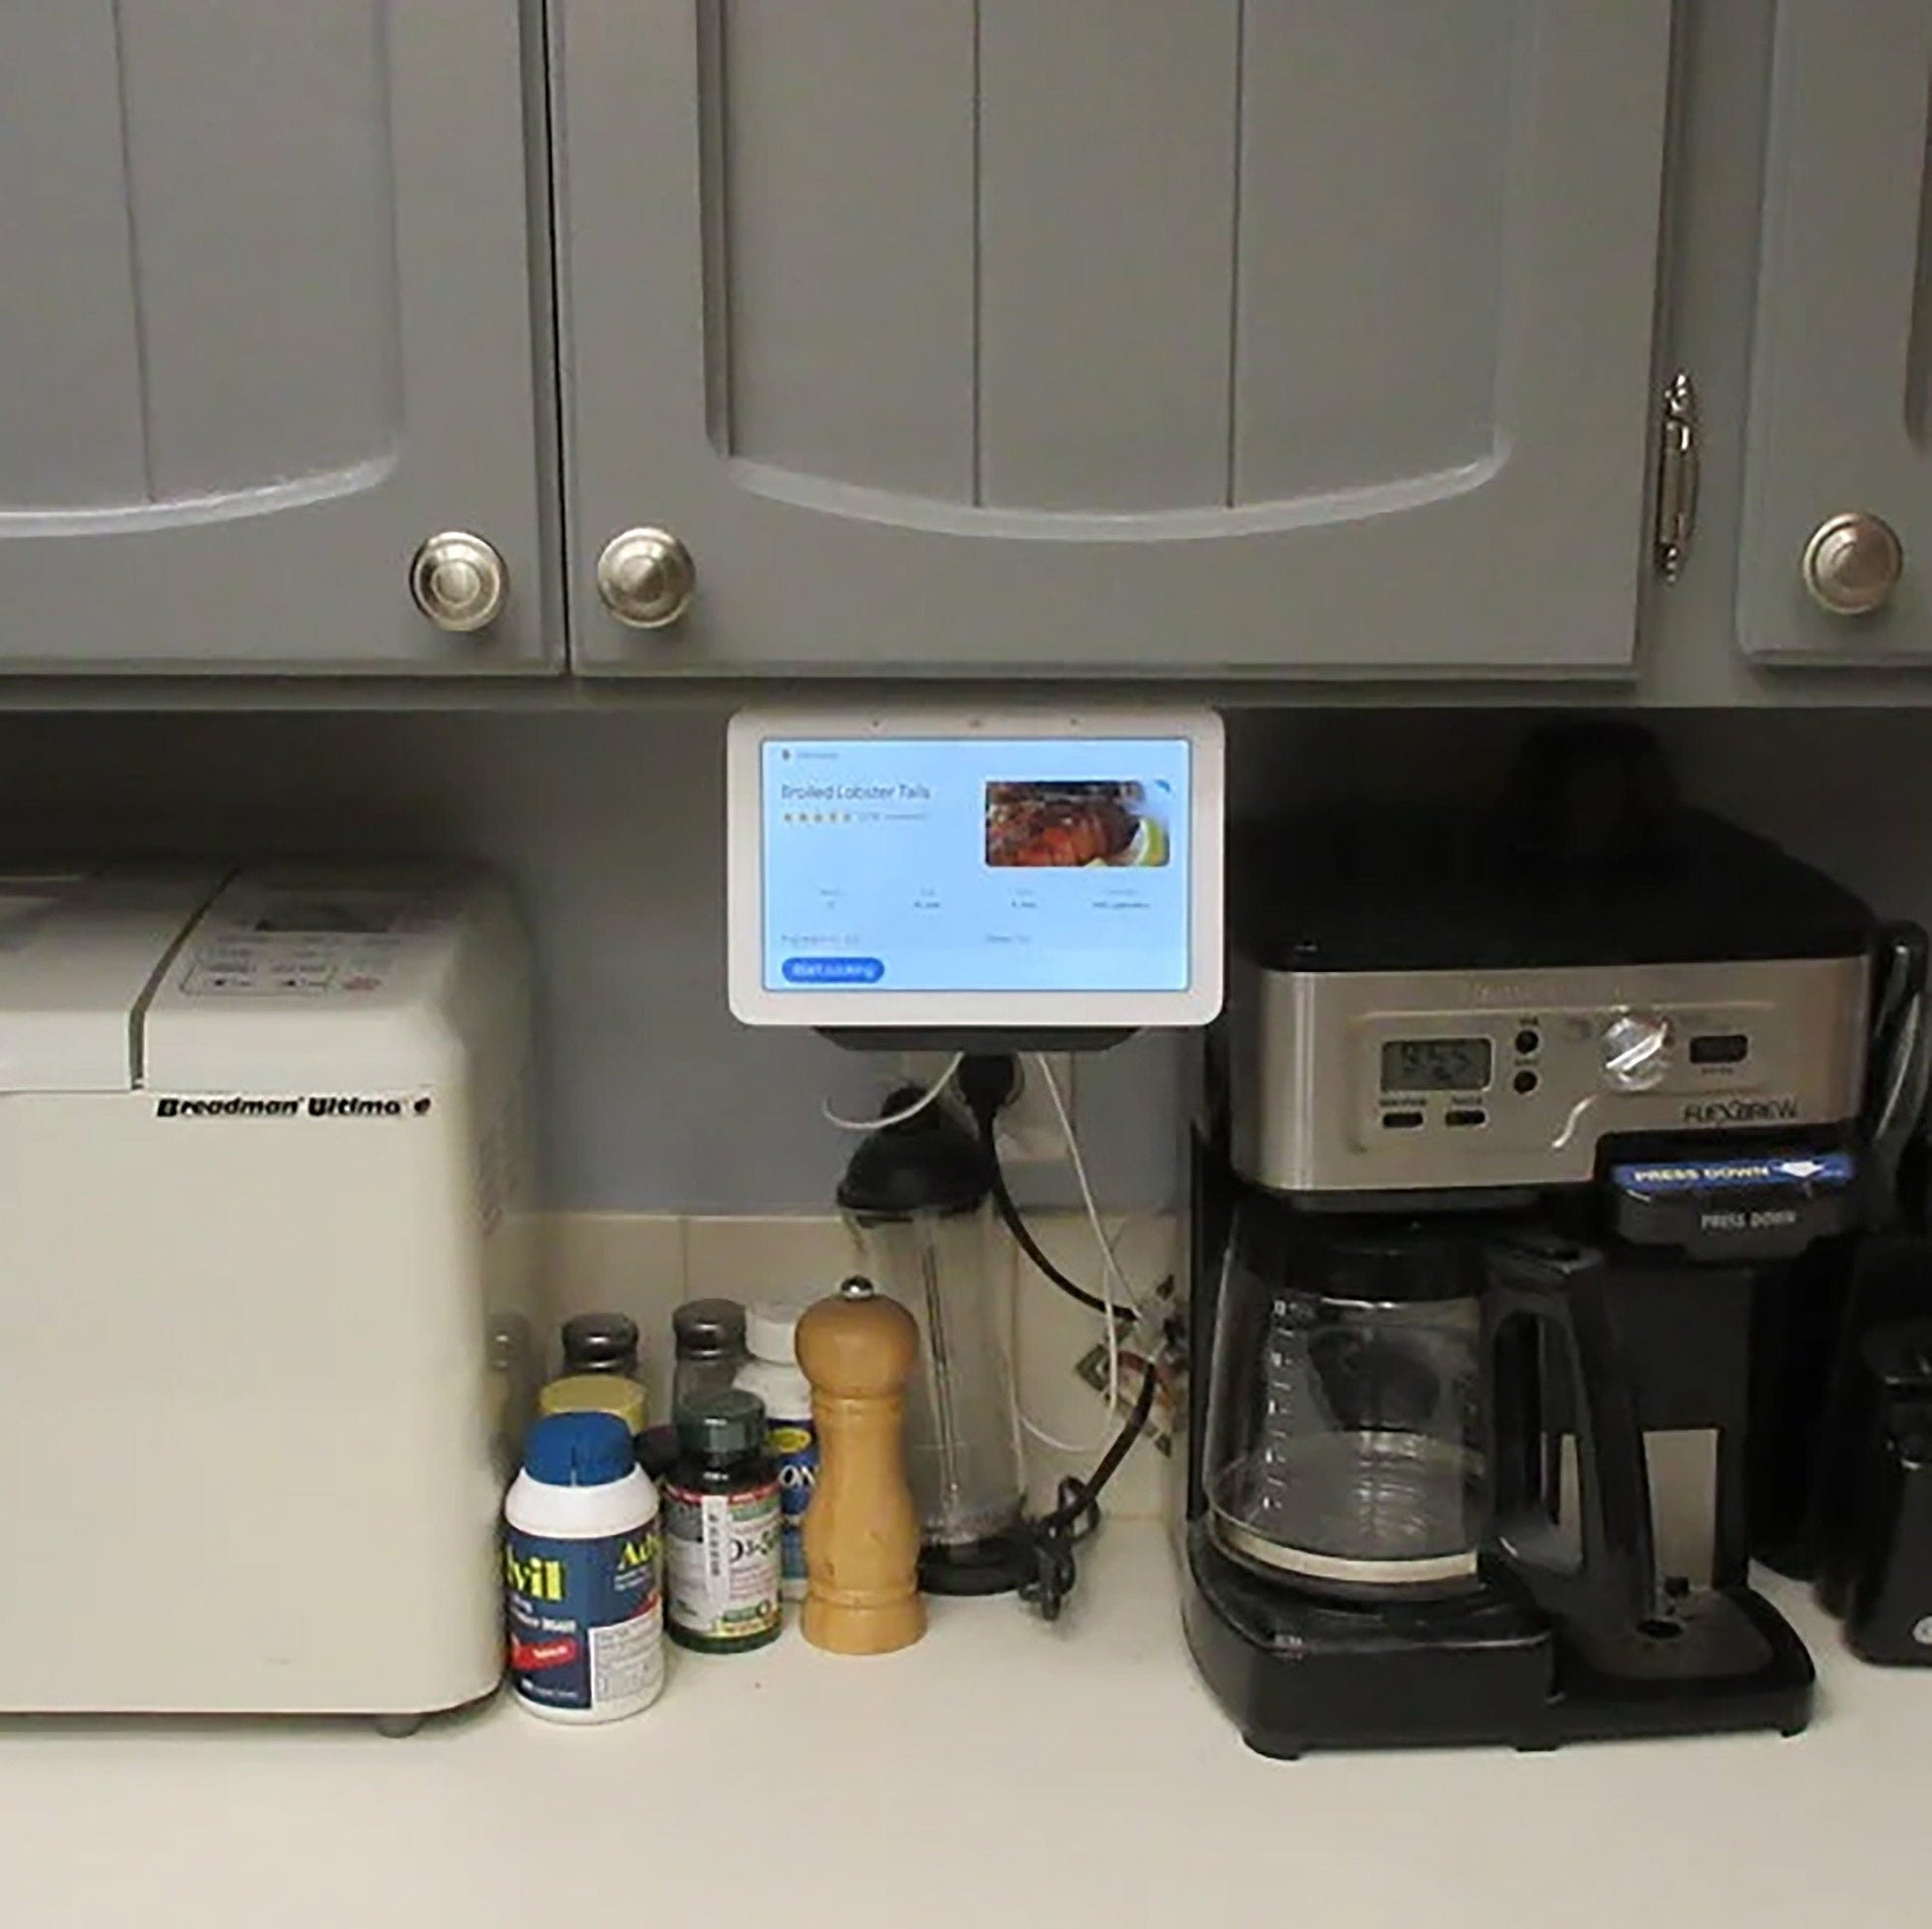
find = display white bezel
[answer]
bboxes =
[726,706,1225,1030]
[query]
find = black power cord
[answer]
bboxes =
[954,1051,1158,1617]
[1015,1359,1162,1621]
[957,1052,1136,1327]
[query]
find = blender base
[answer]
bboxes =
[919,1531,1032,1596]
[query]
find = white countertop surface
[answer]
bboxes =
[3,1522,1926,1929]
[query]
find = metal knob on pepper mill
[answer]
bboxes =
[795,1276,925,1656]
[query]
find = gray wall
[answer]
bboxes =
[0,706,1927,1211]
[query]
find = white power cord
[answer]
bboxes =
[821,1051,964,1132]
[1035,1053,1138,1309]
[1011,1052,1143,1456]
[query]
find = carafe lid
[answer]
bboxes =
[837,1093,989,1219]
[1266,1214,1487,1305]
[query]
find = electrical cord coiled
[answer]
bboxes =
[1014,1359,1162,1621]
[953,1050,1160,1617]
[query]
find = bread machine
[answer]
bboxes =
[0,865,537,1722]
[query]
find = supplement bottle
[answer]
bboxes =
[735,1303,818,1602]
[505,1412,664,1722]
[538,1372,646,1439]
[539,1310,648,1446]
[663,1390,782,1653]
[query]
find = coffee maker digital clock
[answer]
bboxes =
[1381,1035,1493,1095]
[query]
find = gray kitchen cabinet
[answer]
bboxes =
[1736,0,1932,666]
[0,3,555,675]
[556,2,1676,678]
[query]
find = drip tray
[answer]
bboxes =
[1572,1588,1775,1682]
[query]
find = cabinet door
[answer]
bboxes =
[558,1,1673,677]
[1739,0,1932,663]
[0,3,553,674]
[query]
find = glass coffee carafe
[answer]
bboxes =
[1205,1213,1489,1593]
[1202,1201,1657,1622]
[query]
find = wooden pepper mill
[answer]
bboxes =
[795,1276,926,1655]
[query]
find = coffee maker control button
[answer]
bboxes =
[1602,1012,1673,1091]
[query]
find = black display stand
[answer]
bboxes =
[818,1028,1136,1054]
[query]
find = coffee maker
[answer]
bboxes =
[1184,729,1911,1754]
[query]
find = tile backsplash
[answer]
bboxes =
[543,1210,1175,1519]
[551,1207,1722,1560]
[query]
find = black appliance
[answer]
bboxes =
[1184,728,1901,1755]
[1811,1312,1932,1664]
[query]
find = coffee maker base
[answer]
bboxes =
[1184,1527,1815,1757]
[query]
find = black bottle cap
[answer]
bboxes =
[676,1388,767,1460]
[673,1298,747,1360]
[560,1311,640,1375]
[836,1092,989,1220]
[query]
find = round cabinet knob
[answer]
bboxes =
[1602,1012,1673,1093]
[596,527,696,629]
[1802,512,1903,618]
[409,531,507,633]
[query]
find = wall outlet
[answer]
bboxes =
[895,1050,957,1096]
[892,1049,1073,1164]
[991,1052,1074,1164]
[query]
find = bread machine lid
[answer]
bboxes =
[139,866,479,1091]
[0,867,225,1092]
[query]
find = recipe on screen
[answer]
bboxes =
[759,737,1192,994]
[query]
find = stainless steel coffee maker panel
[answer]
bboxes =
[1226,956,1869,1194]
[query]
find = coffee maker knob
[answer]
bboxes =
[1602,1012,1673,1091]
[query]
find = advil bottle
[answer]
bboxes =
[504,1413,664,1722]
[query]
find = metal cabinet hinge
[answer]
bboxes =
[1654,371,1700,583]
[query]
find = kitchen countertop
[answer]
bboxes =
[2,1522,1926,1929]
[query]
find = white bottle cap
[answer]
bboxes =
[745,1301,808,1364]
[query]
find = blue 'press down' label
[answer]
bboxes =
[1611,1152,1857,1198]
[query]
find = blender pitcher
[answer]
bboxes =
[837,1093,1025,1590]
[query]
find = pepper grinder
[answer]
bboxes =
[795,1276,925,1655]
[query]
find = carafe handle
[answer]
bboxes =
[1485,1236,1657,1635]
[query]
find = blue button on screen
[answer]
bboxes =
[781,956,885,985]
